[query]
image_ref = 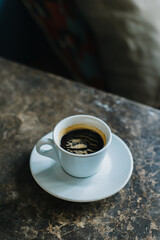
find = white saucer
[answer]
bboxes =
[30,132,133,202]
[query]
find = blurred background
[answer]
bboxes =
[0,0,160,108]
[0,0,71,77]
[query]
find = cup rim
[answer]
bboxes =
[52,114,112,157]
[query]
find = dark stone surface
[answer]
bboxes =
[0,57,160,240]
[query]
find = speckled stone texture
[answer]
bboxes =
[0,57,160,240]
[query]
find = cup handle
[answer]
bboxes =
[36,138,59,163]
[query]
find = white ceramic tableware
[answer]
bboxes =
[36,115,112,178]
[30,132,133,202]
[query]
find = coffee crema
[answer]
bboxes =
[59,124,106,155]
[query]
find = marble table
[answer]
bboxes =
[0,58,160,240]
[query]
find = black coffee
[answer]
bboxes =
[60,128,104,154]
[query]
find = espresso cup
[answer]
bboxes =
[36,115,112,178]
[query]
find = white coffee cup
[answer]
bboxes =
[36,115,112,178]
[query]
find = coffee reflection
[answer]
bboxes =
[60,124,106,155]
